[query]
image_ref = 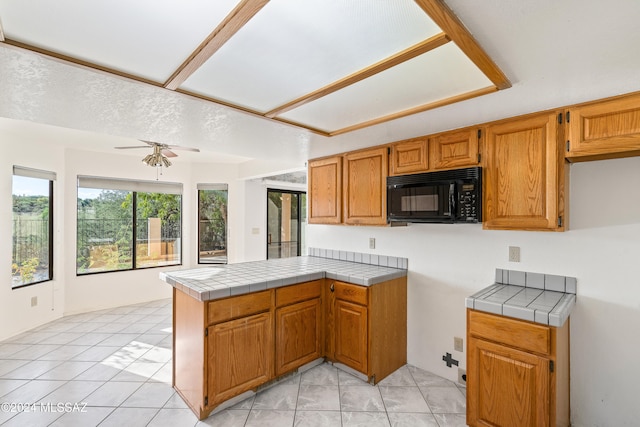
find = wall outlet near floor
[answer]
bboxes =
[31,296,38,307]
[369,237,375,249]
[508,246,521,262]
[458,368,467,385]
[454,336,463,352]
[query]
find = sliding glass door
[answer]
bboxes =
[267,189,306,259]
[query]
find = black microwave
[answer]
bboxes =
[386,167,482,223]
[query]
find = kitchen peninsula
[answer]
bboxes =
[160,249,408,420]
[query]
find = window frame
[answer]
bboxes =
[197,184,228,265]
[76,176,183,276]
[12,166,55,289]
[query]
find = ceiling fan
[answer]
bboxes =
[115,140,200,168]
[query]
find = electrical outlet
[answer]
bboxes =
[508,246,520,262]
[31,296,38,307]
[369,237,375,249]
[454,337,463,352]
[458,368,467,385]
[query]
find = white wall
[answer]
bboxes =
[1,133,66,340]
[306,156,640,427]
[242,180,268,262]
[0,134,261,338]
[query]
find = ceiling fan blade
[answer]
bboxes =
[162,149,178,158]
[114,146,151,149]
[167,145,200,152]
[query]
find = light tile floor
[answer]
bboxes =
[0,299,467,426]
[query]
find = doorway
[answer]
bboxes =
[267,189,306,259]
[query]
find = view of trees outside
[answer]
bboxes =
[198,188,228,263]
[267,190,306,259]
[12,175,52,288]
[77,188,181,274]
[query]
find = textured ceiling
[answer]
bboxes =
[1,0,640,173]
[0,0,508,137]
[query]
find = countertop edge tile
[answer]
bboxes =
[474,299,503,316]
[160,256,407,301]
[468,282,575,327]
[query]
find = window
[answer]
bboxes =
[12,166,55,289]
[76,176,182,275]
[267,189,306,259]
[198,184,228,264]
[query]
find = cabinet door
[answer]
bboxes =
[566,92,640,161]
[308,156,342,224]
[335,300,368,373]
[430,128,480,170]
[207,312,273,406]
[343,147,388,225]
[468,337,550,427]
[390,138,428,175]
[483,113,565,231]
[275,298,321,376]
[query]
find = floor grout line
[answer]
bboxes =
[0,298,466,427]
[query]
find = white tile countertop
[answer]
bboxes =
[160,249,408,302]
[465,269,576,327]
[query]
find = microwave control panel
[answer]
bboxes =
[457,183,480,222]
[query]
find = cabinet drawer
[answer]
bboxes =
[208,290,272,325]
[334,281,368,305]
[276,280,322,307]
[468,309,550,355]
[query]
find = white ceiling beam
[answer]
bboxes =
[164,0,269,90]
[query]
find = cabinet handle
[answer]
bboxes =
[330,283,335,292]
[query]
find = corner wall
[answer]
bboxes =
[0,130,263,339]
[1,133,66,339]
[306,156,640,426]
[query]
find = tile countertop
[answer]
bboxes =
[465,269,577,327]
[160,251,408,302]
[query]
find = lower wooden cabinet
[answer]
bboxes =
[325,278,407,383]
[173,277,407,419]
[275,281,322,376]
[466,309,570,427]
[335,299,368,373]
[207,312,273,406]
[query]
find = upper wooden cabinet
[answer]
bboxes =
[483,112,566,231]
[343,147,388,225]
[389,138,428,176]
[389,128,480,176]
[566,92,640,161]
[308,90,640,230]
[308,156,342,224]
[430,127,480,170]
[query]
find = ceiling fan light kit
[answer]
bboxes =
[142,145,173,168]
[114,140,200,178]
